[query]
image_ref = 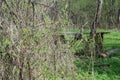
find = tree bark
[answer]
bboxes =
[90,0,103,79]
[117,9,120,24]
[0,0,3,7]
[90,0,103,37]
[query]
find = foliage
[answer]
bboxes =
[0,0,120,80]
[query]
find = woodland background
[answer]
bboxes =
[0,0,120,80]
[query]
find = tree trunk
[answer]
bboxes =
[90,0,103,79]
[117,9,120,24]
[0,0,3,7]
[90,0,103,37]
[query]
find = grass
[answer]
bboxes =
[70,29,120,80]
[104,30,120,50]
[94,29,120,80]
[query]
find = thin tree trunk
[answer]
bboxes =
[27,60,31,80]
[90,0,103,37]
[0,0,3,7]
[90,0,103,80]
[117,9,120,24]
[31,1,35,28]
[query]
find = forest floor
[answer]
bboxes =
[96,29,120,80]
[71,29,120,80]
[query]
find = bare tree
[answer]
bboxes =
[90,0,103,37]
[117,9,120,24]
[0,0,3,7]
[90,0,103,80]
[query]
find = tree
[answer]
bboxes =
[90,0,103,79]
[90,0,103,37]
